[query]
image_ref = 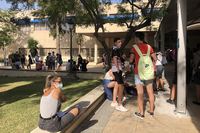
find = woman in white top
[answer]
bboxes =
[155,49,165,91]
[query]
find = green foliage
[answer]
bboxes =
[0,8,19,49]
[75,34,84,46]
[27,37,39,57]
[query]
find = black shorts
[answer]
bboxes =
[113,70,123,84]
[173,71,192,85]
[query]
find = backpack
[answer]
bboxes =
[157,52,167,66]
[103,85,113,101]
[196,53,200,77]
[133,44,154,80]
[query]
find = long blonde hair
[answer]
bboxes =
[45,75,59,89]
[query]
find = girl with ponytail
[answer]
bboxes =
[38,75,79,132]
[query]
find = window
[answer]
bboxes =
[20,25,31,31]
[35,23,50,31]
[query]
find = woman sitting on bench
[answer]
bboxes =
[38,75,79,132]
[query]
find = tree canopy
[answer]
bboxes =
[0,8,19,49]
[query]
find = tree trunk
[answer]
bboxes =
[79,45,81,54]
[56,21,60,54]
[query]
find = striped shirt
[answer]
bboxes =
[111,46,122,72]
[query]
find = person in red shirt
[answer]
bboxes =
[36,61,43,70]
[126,32,157,119]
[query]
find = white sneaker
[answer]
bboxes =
[125,94,132,98]
[111,102,118,107]
[116,105,128,112]
[122,96,129,100]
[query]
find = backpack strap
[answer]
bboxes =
[133,44,150,57]
[133,45,143,57]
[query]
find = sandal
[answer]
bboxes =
[193,101,200,106]
[159,88,165,91]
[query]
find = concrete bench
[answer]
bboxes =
[30,84,105,133]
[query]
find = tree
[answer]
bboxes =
[75,34,84,54]
[0,8,19,49]
[32,0,80,54]
[75,0,168,67]
[27,37,39,57]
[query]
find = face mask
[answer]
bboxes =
[117,45,120,49]
[135,40,138,44]
[56,83,63,89]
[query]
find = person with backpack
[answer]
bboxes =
[166,39,193,105]
[111,38,128,112]
[192,43,200,106]
[125,32,157,119]
[154,48,167,92]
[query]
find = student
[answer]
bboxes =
[56,54,63,70]
[81,59,89,71]
[66,60,71,71]
[111,38,128,112]
[193,43,200,106]
[77,54,83,70]
[35,53,40,68]
[38,75,78,132]
[126,32,157,119]
[166,40,193,105]
[36,61,43,70]
[27,55,33,69]
[51,51,56,70]
[21,55,26,69]
[155,49,165,92]
[46,52,51,70]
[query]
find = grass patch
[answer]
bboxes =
[0,77,102,133]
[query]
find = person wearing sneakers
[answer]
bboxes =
[126,32,157,119]
[111,38,128,112]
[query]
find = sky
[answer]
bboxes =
[0,0,121,10]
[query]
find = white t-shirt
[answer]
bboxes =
[66,62,70,71]
[51,55,56,62]
[156,52,163,66]
[35,56,39,63]
[104,70,114,80]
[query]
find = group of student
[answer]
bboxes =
[44,52,63,70]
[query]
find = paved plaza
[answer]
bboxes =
[74,64,200,133]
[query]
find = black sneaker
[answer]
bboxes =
[147,110,154,117]
[134,112,144,119]
[166,99,175,104]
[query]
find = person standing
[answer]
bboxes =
[46,52,51,70]
[51,51,56,70]
[35,53,40,68]
[192,43,200,106]
[56,54,63,70]
[14,51,21,65]
[166,40,193,105]
[111,38,128,112]
[77,54,82,70]
[21,55,26,69]
[27,55,32,69]
[126,32,157,119]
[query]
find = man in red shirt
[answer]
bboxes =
[126,32,157,119]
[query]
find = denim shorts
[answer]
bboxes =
[102,79,111,87]
[135,74,153,85]
[155,65,164,77]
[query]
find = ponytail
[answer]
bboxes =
[45,75,59,89]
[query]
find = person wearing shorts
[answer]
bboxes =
[111,38,128,112]
[166,41,193,105]
[51,51,56,70]
[192,43,200,106]
[38,75,79,132]
[126,32,157,119]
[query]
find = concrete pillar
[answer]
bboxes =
[144,33,148,43]
[161,23,165,54]
[177,0,187,113]
[94,39,98,63]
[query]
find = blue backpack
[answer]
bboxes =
[103,85,113,101]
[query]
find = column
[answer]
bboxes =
[144,33,148,43]
[94,39,98,63]
[161,23,165,54]
[177,0,187,113]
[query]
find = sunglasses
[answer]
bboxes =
[54,81,62,83]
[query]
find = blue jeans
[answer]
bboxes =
[135,74,153,85]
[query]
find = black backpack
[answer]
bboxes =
[196,53,200,77]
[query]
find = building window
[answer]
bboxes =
[35,23,50,31]
[20,25,31,31]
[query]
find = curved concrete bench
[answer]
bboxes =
[31,84,105,133]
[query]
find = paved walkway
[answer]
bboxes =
[74,64,200,133]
